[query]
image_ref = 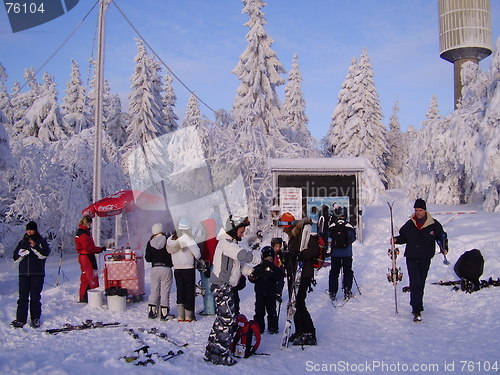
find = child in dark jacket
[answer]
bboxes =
[249,246,282,334]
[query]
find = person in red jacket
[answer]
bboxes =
[75,215,105,303]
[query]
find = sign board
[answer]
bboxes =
[279,187,302,219]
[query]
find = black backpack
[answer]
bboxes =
[330,221,349,249]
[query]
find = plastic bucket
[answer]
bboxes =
[107,295,126,312]
[87,289,103,308]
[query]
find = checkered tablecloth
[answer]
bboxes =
[105,256,145,295]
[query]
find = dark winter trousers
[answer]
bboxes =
[205,283,237,366]
[329,256,353,295]
[294,277,315,335]
[17,274,44,323]
[174,268,196,312]
[406,258,431,314]
[254,293,278,333]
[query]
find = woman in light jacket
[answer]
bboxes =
[167,218,201,322]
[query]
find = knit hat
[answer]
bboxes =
[413,198,427,210]
[152,223,163,235]
[26,221,38,231]
[178,218,190,231]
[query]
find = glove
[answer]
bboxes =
[101,247,106,253]
[18,249,30,257]
[276,294,282,303]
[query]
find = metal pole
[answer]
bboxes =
[92,0,110,244]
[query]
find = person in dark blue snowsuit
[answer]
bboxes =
[12,221,51,328]
[393,199,448,322]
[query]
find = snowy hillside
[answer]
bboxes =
[0,191,498,375]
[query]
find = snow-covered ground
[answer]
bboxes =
[0,191,498,375]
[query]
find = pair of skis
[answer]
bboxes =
[387,202,403,314]
[280,224,311,349]
[45,320,122,334]
[122,327,186,366]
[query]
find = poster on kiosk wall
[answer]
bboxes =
[279,187,303,220]
[306,196,350,221]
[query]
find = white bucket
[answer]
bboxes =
[87,289,103,308]
[107,295,127,312]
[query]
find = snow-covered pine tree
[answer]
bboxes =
[122,40,168,180]
[105,94,127,147]
[227,0,312,229]
[322,58,357,156]
[232,0,286,137]
[11,68,40,137]
[470,38,500,211]
[283,53,315,149]
[162,74,179,133]
[0,63,13,128]
[27,72,68,142]
[386,101,406,189]
[423,96,440,126]
[61,60,90,134]
[323,51,388,201]
[0,109,14,170]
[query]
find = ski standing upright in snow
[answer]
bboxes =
[387,202,402,314]
[280,223,311,349]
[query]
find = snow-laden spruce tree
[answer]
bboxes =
[61,60,91,134]
[406,41,498,208]
[105,94,127,147]
[227,0,308,229]
[470,38,500,211]
[0,63,12,128]
[162,74,178,133]
[323,51,388,202]
[0,110,14,170]
[322,58,357,156]
[122,40,169,181]
[232,0,286,137]
[283,53,316,149]
[11,68,40,137]
[386,101,406,189]
[30,72,69,142]
[54,127,126,241]
[423,96,440,126]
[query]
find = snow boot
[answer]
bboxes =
[343,288,353,300]
[160,306,174,321]
[268,315,278,334]
[292,331,317,346]
[31,318,41,328]
[413,312,422,322]
[184,309,196,322]
[177,304,185,322]
[11,320,25,328]
[148,304,158,319]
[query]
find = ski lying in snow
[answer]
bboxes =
[387,202,402,314]
[122,328,185,366]
[280,224,311,349]
[122,346,184,366]
[138,327,189,347]
[45,320,122,334]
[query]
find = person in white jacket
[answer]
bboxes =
[167,218,201,322]
[204,215,260,366]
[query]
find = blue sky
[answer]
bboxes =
[0,0,498,141]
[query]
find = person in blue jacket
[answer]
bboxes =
[328,207,356,301]
[393,198,448,322]
[11,221,51,328]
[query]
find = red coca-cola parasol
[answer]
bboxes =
[82,190,165,218]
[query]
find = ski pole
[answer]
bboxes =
[353,272,361,295]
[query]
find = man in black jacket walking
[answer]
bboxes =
[392,199,448,322]
[12,221,51,328]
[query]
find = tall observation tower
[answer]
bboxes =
[438,0,492,108]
